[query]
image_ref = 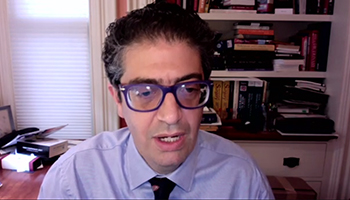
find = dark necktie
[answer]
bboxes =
[149,177,176,200]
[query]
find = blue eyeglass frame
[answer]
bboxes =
[118,80,213,112]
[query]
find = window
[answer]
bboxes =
[8,0,93,139]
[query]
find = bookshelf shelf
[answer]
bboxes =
[210,70,327,78]
[198,13,333,22]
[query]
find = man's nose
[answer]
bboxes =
[156,92,182,125]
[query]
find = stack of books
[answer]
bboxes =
[273,44,304,72]
[280,83,329,115]
[223,22,275,71]
[295,80,326,93]
[210,0,256,13]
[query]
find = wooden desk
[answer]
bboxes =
[0,165,50,199]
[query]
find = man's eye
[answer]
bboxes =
[140,91,151,97]
[135,90,152,97]
[185,87,197,93]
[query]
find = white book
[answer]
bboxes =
[274,65,300,72]
[295,80,325,87]
[223,0,255,6]
[274,59,305,65]
[209,9,257,14]
[233,25,270,30]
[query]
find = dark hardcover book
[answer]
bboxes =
[328,0,334,14]
[306,0,318,14]
[234,34,275,40]
[308,23,331,71]
[323,0,329,14]
[237,81,249,117]
[186,0,194,11]
[274,0,293,8]
[294,0,300,14]
[228,81,235,119]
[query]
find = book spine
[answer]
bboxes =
[221,81,230,120]
[323,0,329,14]
[237,81,249,119]
[198,0,206,13]
[223,0,255,6]
[235,29,274,35]
[212,81,223,119]
[228,5,255,10]
[234,38,272,44]
[235,34,274,40]
[309,30,319,71]
[193,0,199,12]
[186,0,194,11]
[234,44,275,51]
[232,81,240,119]
[228,81,235,119]
[204,0,210,13]
[328,0,334,14]
[300,35,308,71]
[176,0,182,6]
[306,0,318,14]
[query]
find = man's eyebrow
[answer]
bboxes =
[128,78,159,85]
[127,73,203,85]
[175,73,203,83]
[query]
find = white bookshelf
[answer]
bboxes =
[198,13,333,22]
[200,3,350,198]
[210,70,326,78]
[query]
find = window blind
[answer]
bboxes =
[8,0,93,139]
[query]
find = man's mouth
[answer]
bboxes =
[159,135,181,143]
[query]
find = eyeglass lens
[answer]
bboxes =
[126,82,209,111]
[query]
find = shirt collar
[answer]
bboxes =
[126,134,157,190]
[126,131,201,192]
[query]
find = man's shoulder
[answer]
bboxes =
[57,128,130,163]
[198,130,254,164]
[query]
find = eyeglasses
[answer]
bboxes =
[118,80,212,112]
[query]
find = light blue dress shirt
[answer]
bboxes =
[38,128,274,199]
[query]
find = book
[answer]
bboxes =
[234,34,274,40]
[256,0,274,13]
[274,0,294,14]
[295,80,325,86]
[277,105,310,114]
[234,38,273,44]
[209,9,257,13]
[234,29,274,36]
[234,44,275,51]
[221,81,231,119]
[212,81,223,118]
[233,25,271,30]
[308,30,319,71]
[307,23,331,71]
[198,0,206,13]
[223,0,255,6]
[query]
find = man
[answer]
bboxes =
[38,2,274,199]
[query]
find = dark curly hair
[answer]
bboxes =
[102,2,215,88]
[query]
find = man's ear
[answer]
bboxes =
[108,83,124,118]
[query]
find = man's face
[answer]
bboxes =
[110,40,204,174]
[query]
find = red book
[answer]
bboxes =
[198,0,206,13]
[308,30,319,71]
[235,29,274,36]
[193,0,199,12]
